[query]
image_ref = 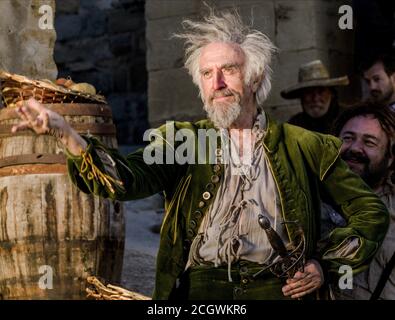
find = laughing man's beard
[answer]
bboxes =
[341,149,390,189]
[204,102,242,129]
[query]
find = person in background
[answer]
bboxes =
[361,53,395,111]
[281,60,349,134]
[332,103,395,299]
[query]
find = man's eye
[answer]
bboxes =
[202,71,212,78]
[223,66,237,74]
[365,140,377,147]
[342,136,352,142]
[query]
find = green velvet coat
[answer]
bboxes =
[66,115,389,300]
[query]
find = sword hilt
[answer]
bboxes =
[258,214,288,258]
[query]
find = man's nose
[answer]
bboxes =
[312,91,323,101]
[349,140,365,153]
[212,69,226,90]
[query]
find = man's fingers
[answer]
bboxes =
[25,98,46,114]
[11,121,31,133]
[15,107,29,122]
[42,111,50,131]
[284,273,314,290]
[286,271,308,284]
[286,278,317,294]
[290,284,318,299]
[283,279,319,299]
[284,274,314,291]
[20,105,37,124]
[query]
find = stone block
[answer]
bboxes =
[115,0,145,11]
[146,0,271,21]
[145,0,202,21]
[109,33,132,55]
[274,0,317,51]
[63,37,113,61]
[108,9,143,34]
[67,60,95,72]
[0,0,57,79]
[55,0,80,14]
[113,66,129,92]
[146,15,186,72]
[80,0,112,10]
[80,10,107,37]
[54,42,79,64]
[55,14,82,41]
[136,29,146,53]
[148,68,204,126]
[128,57,148,92]
[107,92,148,144]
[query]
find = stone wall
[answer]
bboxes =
[145,0,355,126]
[54,0,148,145]
[0,0,57,80]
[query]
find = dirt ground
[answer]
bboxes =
[120,194,164,297]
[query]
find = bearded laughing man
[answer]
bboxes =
[333,103,395,300]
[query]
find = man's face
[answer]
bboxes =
[363,62,395,104]
[339,115,393,189]
[300,87,332,118]
[199,42,255,128]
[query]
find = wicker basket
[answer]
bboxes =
[86,276,151,300]
[0,70,106,108]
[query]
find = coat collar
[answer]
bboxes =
[263,112,282,153]
[198,109,283,155]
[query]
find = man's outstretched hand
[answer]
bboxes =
[12,98,67,136]
[11,98,87,155]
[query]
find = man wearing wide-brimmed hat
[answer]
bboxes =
[281,60,349,134]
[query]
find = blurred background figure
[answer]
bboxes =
[361,53,395,110]
[281,60,349,134]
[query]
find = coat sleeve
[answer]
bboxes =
[299,132,389,275]
[66,122,184,201]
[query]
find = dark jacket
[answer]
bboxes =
[288,100,345,134]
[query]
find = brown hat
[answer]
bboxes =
[281,60,349,99]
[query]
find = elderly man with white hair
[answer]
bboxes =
[11,9,388,300]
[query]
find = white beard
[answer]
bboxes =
[204,101,242,129]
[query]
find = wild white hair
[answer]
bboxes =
[174,8,277,107]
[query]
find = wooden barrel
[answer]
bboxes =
[0,104,125,300]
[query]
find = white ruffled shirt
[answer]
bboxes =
[187,111,289,281]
